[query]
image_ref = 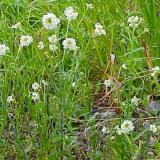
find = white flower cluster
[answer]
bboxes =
[41,79,48,86]
[42,13,60,30]
[104,79,113,88]
[38,41,45,50]
[149,124,158,133]
[0,44,9,56]
[151,66,160,76]
[41,8,78,51]
[10,23,33,48]
[121,63,127,69]
[62,38,78,51]
[64,7,78,21]
[131,96,140,106]
[32,82,41,91]
[94,23,106,36]
[7,95,14,103]
[48,35,58,52]
[127,16,142,28]
[31,92,40,102]
[11,22,21,30]
[4,6,108,56]
[48,35,57,44]
[49,44,58,53]
[115,120,135,135]
[20,35,33,47]
[30,82,41,102]
[86,3,94,9]
[6,8,79,52]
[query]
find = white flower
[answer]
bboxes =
[11,22,21,29]
[0,44,9,56]
[86,3,94,9]
[32,82,41,91]
[120,120,135,134]
[102,126,107,134]
[151,66,160,76]
[152,66,160,72]
[64,7,78,21]
[144,27,149,33]
[128,16,142,28]
[31,92,40,102]
[42,13,60,30]
[71,82,76,87]
[94,23,106,36]
[62,38,77,50]
[49,44,58,52]
[122,63,127,69]
[131,96,139,106]
[41,80,48,86]
[104,79,113,88]
[20,35,33,47]
[121,38,126,43]
[115,125,122,135]
[120,23,125,27]
[48,35,57,44]
[38,41,45,50]
[149,124,157,133]
[7,95,14,103]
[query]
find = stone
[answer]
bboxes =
[147,100,160,115]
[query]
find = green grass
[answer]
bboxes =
[0,0,160,159]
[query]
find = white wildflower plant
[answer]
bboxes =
[94,23,106,36]
[0,43,9,56]
[144,27,149,33]
[149,124,158,133]
[121,63,127,69]
[131,96,140,106]
[104,79,113,88]
[71,82,76,87]
[62,38,78,51]
[38,41,45,50]
[41,80,48,86]
[121,38,126,43]
[32,82,41,91]
[31,92,40,102]
[127,16,142,28]
[49,44,58,52]
[7,95,14,103]
[151,66,160,76]
[115,125,123,135]
[42,13,60,30]
[48,35,58,52]
[20,35,33,47]
[115,120,135,135]
[48,35,57,44]
[86,3,94,9]
[64,7,78,21]
[11,22,21,30]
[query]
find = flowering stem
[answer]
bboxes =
[13,29,16,56]
[15,46,21,61]
[65,20,70,38]
[60,111,64,160]
[78,8,87,26]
